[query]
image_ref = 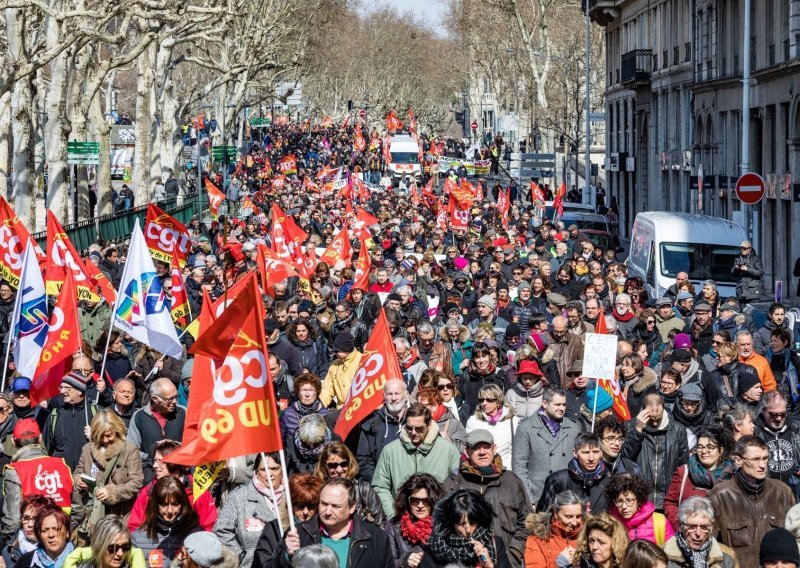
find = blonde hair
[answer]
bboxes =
[90,409,127,445]
[575,513,629,567]
[474,384,514,420]
[717,341,738,360]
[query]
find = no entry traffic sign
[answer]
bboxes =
[735,172,765,205]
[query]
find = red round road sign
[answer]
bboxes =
[358,109,366,118]
[735,172,765,205]
[471,121,478,131]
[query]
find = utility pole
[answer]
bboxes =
[741,0,752,240]
[584,0,594,210]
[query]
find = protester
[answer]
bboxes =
[573,513,629,568]
[464,384,518,469]
[383,474,443,568]
[15,502,74,568]
[524,491,584,568]
[662,496,737,568]
[63,515,146,568]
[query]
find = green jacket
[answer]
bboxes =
[372,421,460,516]
[79,301,112,349]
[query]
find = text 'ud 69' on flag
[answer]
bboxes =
[113,219,182,359]
[334,309,403,440]
[165,273,283,465]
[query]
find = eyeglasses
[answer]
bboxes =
[602,436,625,444]
[0,406,9,413]
[478,397,498,403]
[695,445,719,453]
[72,367,94,375]
[404,424,426,433]
[768,411,788,419]
[107,543,132,555]
[21,514,36,522]
[326,460,349,470]
[682,524,713,534]
[155,395,178,403]
[741,456,769,464]
[436,383,454,391]
[646,320,656,325]
[711,340,721,345]
[409,497,430,507]
[614,497,637,507]
[13,391,29,398]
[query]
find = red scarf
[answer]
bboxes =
[400,513,433,545]
[431,404,447,421]
[612,307,635,322]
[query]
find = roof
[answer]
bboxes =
[634,212,746,245]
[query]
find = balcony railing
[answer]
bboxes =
[621,49,653,86]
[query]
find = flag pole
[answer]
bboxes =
[590,379,599,433]
[278,448,296,532]
[261,451,285,537]
[1,330,13,392]
[98,281,122,381]
[2,245,30,391]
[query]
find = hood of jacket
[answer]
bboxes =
[525,512,553,540]
[399,420,441,454]
[628,365,658,394]
[439,325,471,344]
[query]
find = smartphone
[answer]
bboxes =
[81,475,96,492]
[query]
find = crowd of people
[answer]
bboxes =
[0,117,798,568]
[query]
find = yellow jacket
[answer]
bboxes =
[320,350,363,408]
[64,546,146,568]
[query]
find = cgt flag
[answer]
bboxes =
[165,274,283,465]
[204,177,225,219]
[32,268,81,404]
[319,224,352,268]
[277,154,298,176]
[334,310,402,440]
[145,204,191,268]
[113,220,183,359]
[169,259,192,330]
[0,196,45,290]
[351,234,371,291]
[46,212,100,302]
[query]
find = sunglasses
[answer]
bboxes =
[404,425,426,433]
[326,460,349,470]
[478,397,498,403]
[768,411,788,419]
[409,497,430,507]
[107,543,132,555]
[436,383,454,391]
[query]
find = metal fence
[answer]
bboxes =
[32,189,208,253]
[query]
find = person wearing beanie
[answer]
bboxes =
[711,436,794,567]
[451,271,478,314]
[467,295,509,343]
[536,433,612,514]
[180,531,238,568]
[760,527,800,567]
[736,368,764,411]
[43,372,96,471]
[510,281,537,337]
[320,331,362,409]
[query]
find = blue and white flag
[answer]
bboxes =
[113,220,183,358]
[11,241,49,378]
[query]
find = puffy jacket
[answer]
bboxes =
[663,536,738,568]
[536,467,612,516]
[505,384,543,419]
[702,361,758,410]
[709,475,795,568]
[732,251,764,300]
[468,315,510,343]
[754,319,794,355]
[443,460,532,568]
[288,335,329,377]
[739,351,778,392]
[610,501,675,545]
[320,350,362,408]
[512,413,581,504]
[509,298,538,337]
[372,421,460,517]
[524,514,580,568]
[356,407,406,482]
[128,475,217,532]
[465,409,519,470]
[621,415,689,509]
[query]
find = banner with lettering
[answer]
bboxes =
[334,310,402,439]
[144,204,190,268]
[319,224,352,268]
[204,178,225,219]
[165,274,283,466]
[45,212,101,302]
[277,154,298,176]
[0,196,45,289]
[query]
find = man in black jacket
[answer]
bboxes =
[43,372,95,470]
[276,479,393,568]
[442,429,531,568]
[595,416,640,475]
[537,433,612,516]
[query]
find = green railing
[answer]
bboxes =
[33,189,209,253]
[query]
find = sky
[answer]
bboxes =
[361,0,449,35]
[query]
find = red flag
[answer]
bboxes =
[385,110,404,133]
[183,290,215,442]
[353,176,370,203]
[319,225,352,268]
[303,177,321,193]
[82,258,117,306]
[240,196,258,214]
[591,317,631,420]
[277,154,298,176]
[553,182,567,219]
[204,178,225,219]
[354,124,367,152]
[271,175,287,192]
[320,116,334,128]
[166,274,282,465]
[531,181,545,204]
[31,269,81,405]
[407,109,418,133]
[341,115,351,129]
[448,196,471,230]
[410,184,420,206]
[475,181,484,201]
[334,310,402,439]
[356,207,379,228]
[0,196,45,289]
[336,176,353,202]
[352,235,371,291]
[496,187,510,229]
[422,178,434,199]
[145,204,191,268]
[45,212,101,302]
[270,203,307,262]
[257,243,298,297]
[169,260,192,330]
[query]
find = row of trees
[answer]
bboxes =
[1,0,463,227]
[448,0,605,154]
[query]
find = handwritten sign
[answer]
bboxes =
[582,333,618,380]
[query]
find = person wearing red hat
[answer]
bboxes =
[505,359,547,419]
[0,419,73,548]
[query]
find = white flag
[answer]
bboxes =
[11,242,49,378]
[113,220,183,358]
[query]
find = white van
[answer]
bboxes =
[627,212,746,299]
[388,135,421,186]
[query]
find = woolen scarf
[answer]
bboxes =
[293,426,332,460]
[427,525,496,565]
[687,454,735,490]
[538,407,561,438]
[294,399,323,417]
[612,308,635,322]
[253,477,285,515]
[567,457,607,487]
[32,542,74,568]
[399,513,433,545]
[675,531,712,568]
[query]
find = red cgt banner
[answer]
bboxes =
[144,204,191,268]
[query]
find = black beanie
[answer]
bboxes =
[760,527,800,565]
[505,323,521,338]
[737,370,761,396]
[332,332,355,353]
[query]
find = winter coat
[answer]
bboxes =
[739,350,778,392]
[621,415,689,509]
[440,325,473,375]
[419,535,511,568]
[134,352,183,388]
[732,250,764,301]
[524,514,580,568]
[356,407,406,482]
[767,348,800,408]
[622,366,658,417]
[509,298,538,337]
[442,462,531,568]
[610,501,675,545]
[465,408,519,470]
[755,319,794,355]
[755,414,800,483]
[702,361,758,410]
[467,315,510,343]
[536,467,612,516]
[372,421,460,517]
[663,459,736,530]
[72,439,144,523]
[43,401,95,471]
[663,536,738,568]
[683,320,715,358]
[79,302,112,350]
[279,401,329,448]
[267,337,304,377]
[656,312,685,343]
[512,413,581,504]
[330,314,370,353]
[458,366,505,417]
[273,515,394,568]
[128,475,217,532]
[288,335,329,378]
[126,404,186,481]
[63,546,147,568]
[384,516,424,568]
[251,519,283,568]
[131,518,201,567]
[505,383,543,419]
[100,259,123,289]
[709,475,795,568]
[320,350,363,408]
[549,334,583,388]
[98,351,133,383]
[433,407,467,453]
[212,480,279,568]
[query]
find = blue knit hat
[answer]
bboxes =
[586,388,614,414]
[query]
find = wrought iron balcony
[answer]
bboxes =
[621,49,653,87]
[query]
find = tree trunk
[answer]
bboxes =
[89,97,111,217]
[134,43,154,208]
[45,50,71,222]
[0,91,10,199]
[11,76,35,227]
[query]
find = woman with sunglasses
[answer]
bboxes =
[15,502,73,568]
[314,441,386,526]
[384,474,444,568]
[465,384,518,470]
[213,452,285,568]
[64,516,145,568]
[418,370,470,426]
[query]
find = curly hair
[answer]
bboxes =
[393,473,444,519]
[604,473,651,507]
[574,513,629,567]
[292,373,322,398]
[287,317,318,342]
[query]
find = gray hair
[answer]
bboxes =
[417,321,435,335]
[735,330,753,343]
[150,378,173,398]
[395,284,412,296]
[292,544,339,568]
[616,293,631,304]
[297,414,328,446]
[703,279,717,290]
[393,337,411,351]
[677,496,715,526]
[550,490,584,515]
[604,315,617,332]
[383,378,407,395]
